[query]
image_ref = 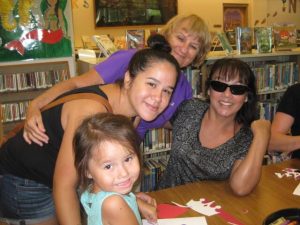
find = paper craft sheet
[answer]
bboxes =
[142,216,207,225]
[293,182,300,196]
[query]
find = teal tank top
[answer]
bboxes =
[81,190,142,225]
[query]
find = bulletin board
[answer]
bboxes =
[94,0,177,27]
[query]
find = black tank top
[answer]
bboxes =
[0,85,108,188]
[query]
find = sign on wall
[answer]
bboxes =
[0,0,72,62]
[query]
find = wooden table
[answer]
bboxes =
[148,159,300,224]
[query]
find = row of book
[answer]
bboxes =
[183,67,203,97]
[141,157,169,192]
[1,101,29,123]
[258,101,279,121]
[142,128,172,153]
[0,69,69,92]
[252,61,299,93]
[218,24,298,55]
[89,29,158,57]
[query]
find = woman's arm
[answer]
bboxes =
[229,119,271,196]
[269,112,300,152]
[136,195,157,223]
[53,122,81,225]
[24,69,102,145]
[53,100,107,225]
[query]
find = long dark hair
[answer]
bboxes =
[205,58,258,126]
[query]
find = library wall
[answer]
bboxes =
[72,0,300,48]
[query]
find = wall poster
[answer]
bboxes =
[95,0,177,27]
[0,0,72,62]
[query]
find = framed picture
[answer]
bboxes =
[94,0,177,27]
[223,4,248,45]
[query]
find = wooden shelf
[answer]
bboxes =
[0,58,74,137]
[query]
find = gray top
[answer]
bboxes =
[157,98,253,190]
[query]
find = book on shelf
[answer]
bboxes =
[142,128,172,153]
[225,30,236,45]
[254,27,273,53]
[141,158,167,192]
[92,35,118,57]
[1,103,20,122]
[235,27,252,54]
[126,30,145,49]
[81,35,96,49]
[253,61,299,93]
[273,24,297,51]
[0,69,69,93]
[216,32,233,54]
[1,68,70,123]
[258,101,278,121]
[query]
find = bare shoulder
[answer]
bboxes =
[102,194,128,212]
[64,98,108,116]
[102,195,139,225]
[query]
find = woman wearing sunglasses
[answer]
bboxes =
[157,58,271,196]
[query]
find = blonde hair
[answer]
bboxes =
[160,14,211,67]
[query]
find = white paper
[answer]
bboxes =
[142,216,207,225]
[293,182,300,196]
[186,199,221,216]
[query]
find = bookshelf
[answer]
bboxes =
[0,57,75,135]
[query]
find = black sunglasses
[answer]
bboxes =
[210,80,249,95]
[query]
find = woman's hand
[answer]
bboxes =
[251,119,271,144]
[135,192,157,207]
[136,192,157,224]
[23,101,49,146]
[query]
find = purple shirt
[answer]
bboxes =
[94,49,193,138]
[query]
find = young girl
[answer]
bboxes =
[74,113,155,225]
[0,36,179,225]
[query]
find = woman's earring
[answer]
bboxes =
[244,97,248,102]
